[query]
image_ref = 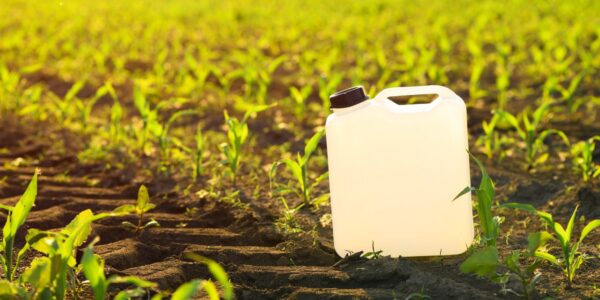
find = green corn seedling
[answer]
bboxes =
[82,239,157,300]
[274,197,304,235]
[50,80,85,126]
[495,64,510,111]
[180,253,234,300]
[184,52,211,94]
[220,111,248,185]
[133,86,163,152]
[220,106,271,185]
[455,155,547,299]
[17,85,44,122]
[476,112,509,160]
[289,85,313,121]
[570,136,600,182]
[469,60,487,103]
[497,102,570,170]
[454,152,500,247]
[117,185,159,232]
[80,239,235,300]
[109,99,123,145]
[502,203,600,287]
[157,109,198,169]
[558,73,585,112]
[0,64,23,114]
[460,233,547,299]
[193,128,205,180]
[75,82,117,132]
[17,208,126,299]
[0,170,38,281]
[318,74,343,112]
[270,130,329,208]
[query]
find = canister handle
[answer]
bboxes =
[374,85,457,102]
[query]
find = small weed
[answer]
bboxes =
[361,241,383,260]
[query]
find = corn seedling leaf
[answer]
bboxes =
[579,219,600,243]
[108,275,156,288]
[453,186,474,201]
[65,80,85,101]
[114,204,136,214]
[459,246,499,278]
[184,253,234,300]
[565,205,578,243]
[6,170,38,238]
[171,279,201,300]
[114,288,146,300]
[0,204,13,212]
[303,130,324,163]
[81,248,106,300]
[534,251,559,265]
[201,280,220,300]
[21,257,52,290]
[527,231,554,254]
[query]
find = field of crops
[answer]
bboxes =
[0,0,599,299]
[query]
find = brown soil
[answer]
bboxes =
[0,103,599,300]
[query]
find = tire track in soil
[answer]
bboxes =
[0,141,502,299]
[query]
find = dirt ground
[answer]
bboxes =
[1,89,598,300]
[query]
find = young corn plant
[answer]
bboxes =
[0,169,38,281]
[179,253,234,300]
[220,106,271,185]
[82,240,234,300]
[81,239,157,300]
[133,86,163,152]
[455,154,546,299]
[193,128,205,180]
[109,99,124,146]
[557,73,585,113]
[497,102,570,170]
[16,208,126,299]
[454,152,500,247]
[17,85,44,122]
[220,111,248,185]
[476,112,510,160]
[51,80,85,126]
[502,203,600,288]
[274,197,304,235]
[318,74,343,112]
[570,136,600,182]
[469,59,487,104]
[270,130,329,208]
[289,85,313,121]
[75,82,117,133]
[117,185,159,232]
[460,232,547,299]
[157,109,197,169]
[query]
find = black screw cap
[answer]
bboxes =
[329,86,369,109]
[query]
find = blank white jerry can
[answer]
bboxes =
[325,85,473,257]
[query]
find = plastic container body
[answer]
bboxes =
[325,85,473,257]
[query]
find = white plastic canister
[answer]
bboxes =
[325,85,473,257]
